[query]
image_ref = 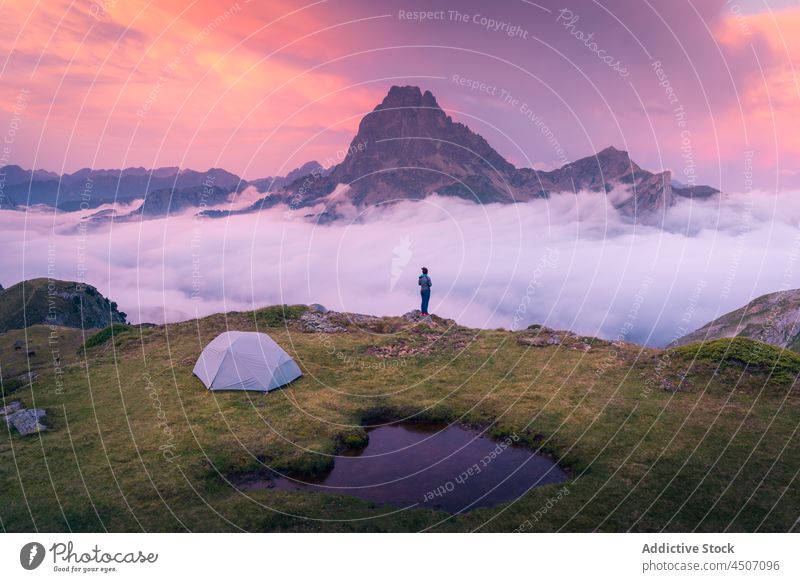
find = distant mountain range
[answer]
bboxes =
[0,162,324,213]
[0,85,719,221]
[671,289,800,352]
[0,165,240,210]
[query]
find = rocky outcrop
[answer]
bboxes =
[402,309,435,324]
[516,325,594,351]
[670,289,800,351]
[1,401,47,436]
[0,278,127,333]
[367,311,475,358]
[4,408,47,436]
[299,310,348,333]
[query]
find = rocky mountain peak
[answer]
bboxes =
[596,145,636,165]
[268,86,719,215]
[377,85,441,110]
[347,85,451,148]
[323,86,516,204]
[565,145,640,181]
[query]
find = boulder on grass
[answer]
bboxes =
[6,408,47,436]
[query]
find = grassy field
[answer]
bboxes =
[1,306,798,532]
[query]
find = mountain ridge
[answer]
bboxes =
[0,162,321,211]
[1,85,720,220]
[250,85,719,220]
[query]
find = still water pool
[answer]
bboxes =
[246,422,569,513]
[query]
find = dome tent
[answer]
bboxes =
[193,331,302,392]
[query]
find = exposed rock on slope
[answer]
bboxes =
[670,289,800,351]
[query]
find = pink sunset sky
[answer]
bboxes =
[1,0,798,191]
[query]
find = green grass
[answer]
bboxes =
[82,324,134,350]
[254,304,308,327]
[1,311,798,532]
[0,324,88,383]
[669,337,800,385]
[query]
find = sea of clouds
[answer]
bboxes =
[2,188,799,347]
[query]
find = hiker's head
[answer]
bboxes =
[421,267,428,275]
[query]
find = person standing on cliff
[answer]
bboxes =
[418,267,432,316]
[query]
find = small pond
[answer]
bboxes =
[243,422,569,513]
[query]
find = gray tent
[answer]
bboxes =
[193,331,302,392]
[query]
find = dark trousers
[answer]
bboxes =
[420,290,430,314]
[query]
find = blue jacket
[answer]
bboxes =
[418,274,432,290]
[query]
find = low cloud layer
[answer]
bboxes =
[3,190,800,347]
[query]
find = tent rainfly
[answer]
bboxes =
[193,331,302,392]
